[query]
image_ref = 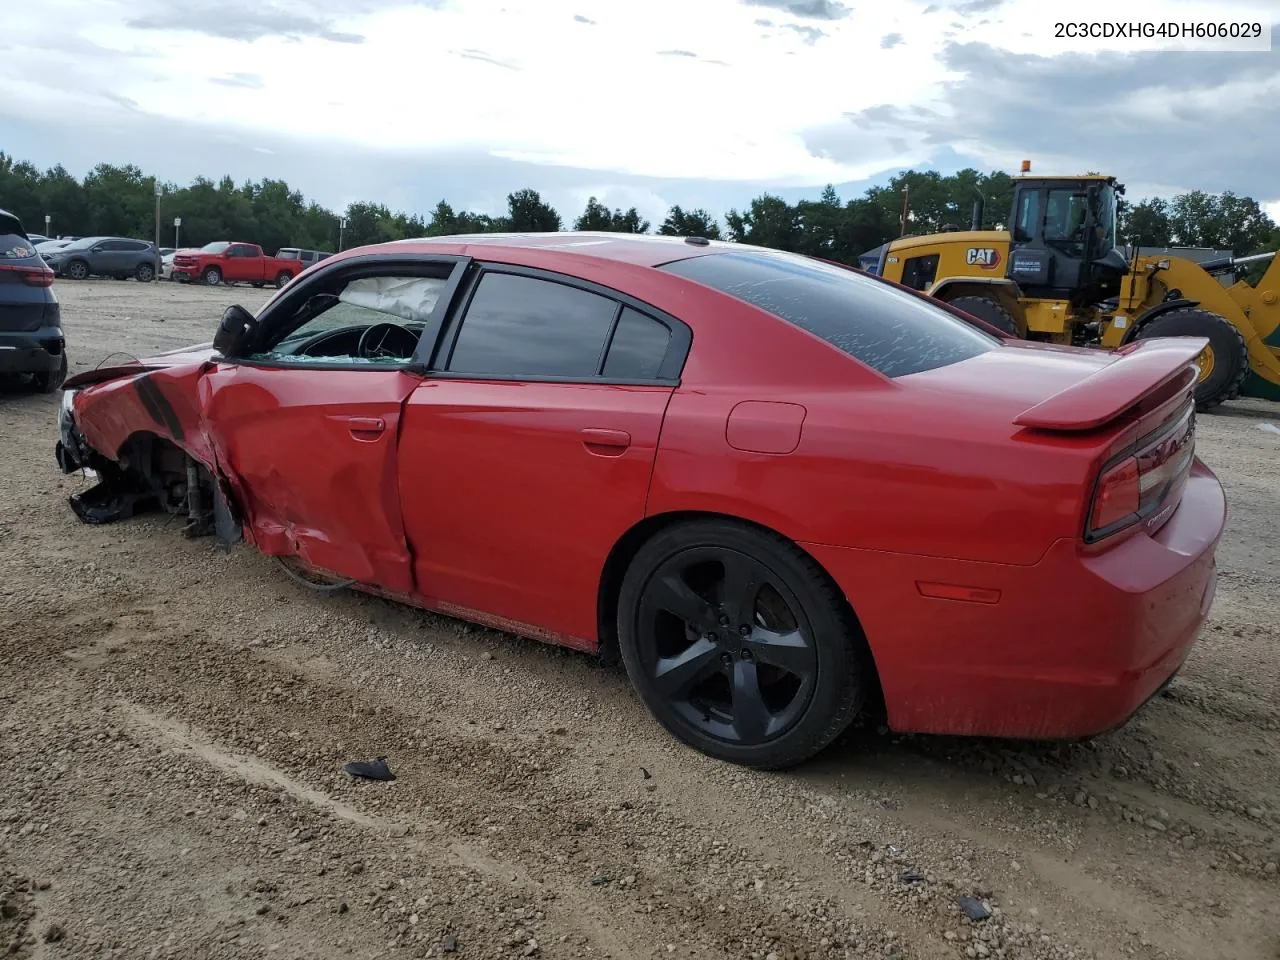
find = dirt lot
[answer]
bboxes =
[1,279,1278,960]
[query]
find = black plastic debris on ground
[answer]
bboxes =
[900,869,926,883]
[955,895,991,921]
[343,757,396,781]
[440,933,459,953]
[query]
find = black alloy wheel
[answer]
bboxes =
[618,520,867,769]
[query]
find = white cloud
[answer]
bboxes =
[1,0,1276,213]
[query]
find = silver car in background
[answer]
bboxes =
[42,236,162,282]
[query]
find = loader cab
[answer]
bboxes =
[1006,176,1129,306]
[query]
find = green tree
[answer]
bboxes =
[657,205,721,239]
[1168,190,1273,253]
[794,184,844,259]
[506,189,561,232]
[1120,198,1173,247]
[725,194,799,250]
[574,196,613,231]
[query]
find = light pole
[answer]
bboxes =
[339,217,347,252]
[44,214,51,238]
[173,216,182,249]
[154,181,162,251]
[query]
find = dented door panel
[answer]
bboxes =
[200,364,422,592]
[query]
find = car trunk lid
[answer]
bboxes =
[904,336,1204,542]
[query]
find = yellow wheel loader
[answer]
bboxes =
[869,171,1280,409]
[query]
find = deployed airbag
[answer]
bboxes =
[338,276,444,324]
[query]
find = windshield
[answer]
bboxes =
[201,242,231,254]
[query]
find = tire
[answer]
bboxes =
[135,262,155,282]
[948,295,1020,337]
[64,260,89,281]
[202,267,222,286]
[32,353,68,394]
[275,271,293,289]
[616,519,868,769]
[1132,308,1248,411]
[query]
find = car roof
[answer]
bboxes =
[379,232,740,269]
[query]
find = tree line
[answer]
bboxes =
[1,152,1276,262]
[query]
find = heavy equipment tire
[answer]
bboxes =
[202,266,222,286]
[616,518,869,770]
[948,295,1019,337]
[1132,308,1248,411]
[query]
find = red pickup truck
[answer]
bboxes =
[171,242,305,288]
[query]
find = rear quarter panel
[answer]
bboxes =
[638,286,1094,567]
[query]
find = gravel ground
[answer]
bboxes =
[1,279,1278,960]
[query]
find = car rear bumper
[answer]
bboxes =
[804,459,1226,740]
[0,328,65,374]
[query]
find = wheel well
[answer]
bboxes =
[1120,298,1200,344]
[115,431,189,484]
[595,510,884,711]
[931,281,1021,315]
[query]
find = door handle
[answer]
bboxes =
[581,427,631,454]
[337,416,386,439]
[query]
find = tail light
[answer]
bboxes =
[1085,404,1195,542]
[0,263,55,286]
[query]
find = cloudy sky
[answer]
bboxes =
[3,0,1277,226]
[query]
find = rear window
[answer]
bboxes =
[1,233,37,260]
[660,249,998,378]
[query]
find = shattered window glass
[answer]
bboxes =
[249,274,448,364]
[660,250,997,378]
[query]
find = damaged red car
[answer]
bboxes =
[55,234,1226,768]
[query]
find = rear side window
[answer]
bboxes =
[604,308,671,380]
[448,273,616,378]
[1,233,37,260]
[660,250,997,378]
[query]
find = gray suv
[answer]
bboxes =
[43,236,162,282]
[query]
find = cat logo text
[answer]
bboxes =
[965,248,1002,270]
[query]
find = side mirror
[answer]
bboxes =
[212,305,258,359]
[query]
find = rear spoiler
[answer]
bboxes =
[1013,337,1207,432]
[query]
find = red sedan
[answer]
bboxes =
[55,233,1225,768]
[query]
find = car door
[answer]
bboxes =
[89,239,123,275]
[226,244,260,283]
[398,265,691,648]
[201,256,467,593]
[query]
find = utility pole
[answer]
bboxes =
[339,217,347,252]
[899,185,910,238]
[44,214,51,238]
[154,180,162,250]
[174,217,182,249]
